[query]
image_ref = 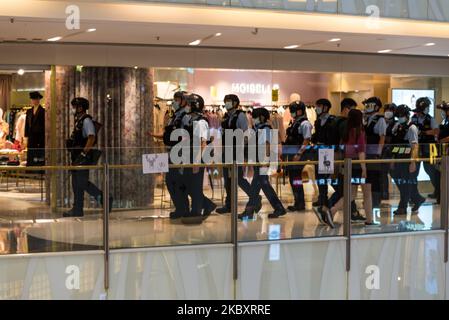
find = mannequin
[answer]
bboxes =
[0,109,9,148]
[25,91,45,166]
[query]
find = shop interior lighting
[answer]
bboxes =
[47,36,62,42]
[189,39,202,46]
[17,69,25,75]
[378,49,392,53]
[329,38,341,42]
[284,45,300,49]
[425,43,435,46]
[87,28,97,33]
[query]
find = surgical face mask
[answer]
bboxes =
[172,101,180,112]
[254,118,261,126]
[398,117,408,124]
[225,101,234,111]
[290,111,296,118]
[441,110,448,119]
[184,106,192,114]
[424,107,430,115]
[71,108,78,116]
[384,111,394,120]
[315,107,323,116]
[365,106,375,114]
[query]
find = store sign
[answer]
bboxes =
[231,83,271,95]
[318,149,334,174]
[142,153,169,174]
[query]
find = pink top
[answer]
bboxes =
[344,129,366,159]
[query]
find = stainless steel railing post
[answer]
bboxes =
[343,158,352,272]
[231,162,238,281]
[441,155,449,263]
[103,162,110,291]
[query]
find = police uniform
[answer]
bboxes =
[381,116,398,199]
[311,113,336,208]
[244,121,285,219]
[390,121,424,211]
[284,115,312,210]
[180,111,216,218]
[69,114,103,216]
[163,108,189,218]
[439,116,449,156]
[411,113,440,201]
[220,109,252,211]
[364,113,387,207]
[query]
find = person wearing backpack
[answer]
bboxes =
[64,97,111,218]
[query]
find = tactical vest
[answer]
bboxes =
[163,110,185,147]
[255,123,271,162]
[182,112,210,163]
[221,110,245,161]
[365,114,384,146]
[391,123,412,159]
[411,114,435,157]
[439,120,449,156]
[313,114,336,146]
[285,117,308,146]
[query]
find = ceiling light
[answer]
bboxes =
[134,66,138,69]
[378,49,392,53]
[284,45,299,49]
[47,36,62,42]
[17,69,25,76]
[425,43,435,46]
[189,39,201,46]
[329,38,341,42]
[215,33,222,37]
[87,28,96,33]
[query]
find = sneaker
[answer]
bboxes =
[216,206,231,214]
[351,212,367,223]
[412,197,426,213]
[63,209,84,218]
[238,209,255,221]
[268,208,287,219]
[312,207,325,225]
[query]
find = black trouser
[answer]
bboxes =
[166,167,189,214]
[287,165,305,208]
[247,167,283,211]
[367,162,382,208]
[328,173,358,213]
[71,169,102,213]
[222,166,252,209]
[316,171,330,208]
[391,162,424,209]
[418,161,440,200]
[380,164,390,200]
[183,167,215,217]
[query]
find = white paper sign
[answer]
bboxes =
[142,153,169,174]
[318,149,334,175]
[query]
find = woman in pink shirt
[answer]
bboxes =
[315,109,375,228]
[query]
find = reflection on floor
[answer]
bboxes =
[0,176,442,254]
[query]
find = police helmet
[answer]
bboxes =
[289,101,306,114]
[174,91,188,102]
[187,93,205,113]
[252,107,270,121]
[414,97,432,112]
[395,104,411,118]
[224,94,240,108]
[71,97,89,110]
[363,97,383,110]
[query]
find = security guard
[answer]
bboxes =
[381,103,398,200]
[411,97,440,203]
[311,98,336,211]
[284,101,313,212]
[240,108,286,220]
[362,97,387,208]
[163,91,189,219]
[216,94,258,214]
[179,93,216,223]
[64,97,110,217]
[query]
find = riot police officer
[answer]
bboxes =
[240,108,286,220]
[284,101,313,212]
[411,97,440,203]
[311,99,336,212]
[391,105,425,215]
[163,91,189,219]
[438,101,449,148]
[216,94,258,214]
[381,103,398,200]
[362,97,387,208]
[179,93,216,223]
